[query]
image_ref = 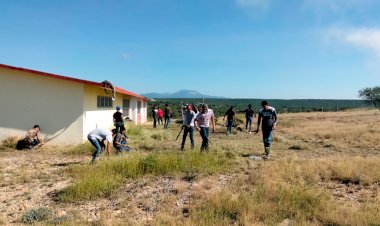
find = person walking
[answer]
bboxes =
[195,104,215,151]
[240,104,257,134]
[164,103,172,129]
[223,106,236,135]
[113,106,124,133]
[152,105,158,128]
[255,101,277,160]
[181,104,196,150]
[87,128,114,163]
[157,107,164,125]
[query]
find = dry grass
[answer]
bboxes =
[1,109,380,225]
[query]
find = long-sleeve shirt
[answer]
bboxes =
[183,110,196,127]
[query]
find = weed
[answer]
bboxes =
[63,142,94,155]
[59,151,235,201]
[127,126,143,136]
[0,136,18,151]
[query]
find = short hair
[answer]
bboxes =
[33,125,40,129]
[201,104,208,108]
[248,104,252,108]
[261,101,268,106]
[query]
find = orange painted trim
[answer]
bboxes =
[0,63,147,100]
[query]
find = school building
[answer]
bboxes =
[0,63,147,144]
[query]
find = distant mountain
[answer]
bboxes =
[142,90,225,99]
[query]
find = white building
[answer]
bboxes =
[0,63,147,144]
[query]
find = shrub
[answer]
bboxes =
[21,208,51,224]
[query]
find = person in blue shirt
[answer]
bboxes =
[255,101,277,159]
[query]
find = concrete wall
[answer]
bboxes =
[0,68,84,144]
[82,85,147,137]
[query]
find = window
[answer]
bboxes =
[97,96,113,108]
[122,99,130,117]
[137,101,142,114]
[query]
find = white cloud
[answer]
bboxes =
[303,0,376,16]
[235,0,270,9]
[328,27,380,57]
[122,53,131,60]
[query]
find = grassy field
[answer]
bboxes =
[0,109,379,225]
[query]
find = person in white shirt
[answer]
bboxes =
[87,128,114,162]
[194,104,215,151]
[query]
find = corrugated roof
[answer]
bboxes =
[0,63,146,100]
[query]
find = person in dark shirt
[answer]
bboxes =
[113,127,130,153]
[181,104,196,150]
[164,103,172,129]
[152,105,158,128]
[255,101,277,159]
[223,106,236,135]
[239,104,257,134]
[113,106,124,133]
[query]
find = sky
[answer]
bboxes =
[1,0,380,99]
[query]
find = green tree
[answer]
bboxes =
[359,86,380,108]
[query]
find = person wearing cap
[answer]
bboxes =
[23,125,44,149]
[195,104,215,151]
[255,100,277,160]
[113,106,124,133]
[181,104,196,150]
[87,128,114,162]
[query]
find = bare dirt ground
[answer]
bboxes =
[1,109,379,225]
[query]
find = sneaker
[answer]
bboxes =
[249,132,252,134]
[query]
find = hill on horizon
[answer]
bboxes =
[142,89,225,99]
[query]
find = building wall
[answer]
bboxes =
[82,85,146,138]
[0,68,84,144]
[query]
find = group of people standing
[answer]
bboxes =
[151,104,171,129]
[176,101,277,159]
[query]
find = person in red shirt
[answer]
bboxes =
[157,107,164,125]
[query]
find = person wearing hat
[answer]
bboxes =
[181,104,196,150]
[113,106,124,133]
[195,104,215,151]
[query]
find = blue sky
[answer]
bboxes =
[1,0,380,99]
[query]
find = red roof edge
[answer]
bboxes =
[0,63,147,100]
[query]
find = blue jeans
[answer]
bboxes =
[115,140,130,152]
[115,122,124,133]
[199,127,209,150]
[227,120,234,134]
[262,127,273,148]
[181,126,194,149]
[153,117,157,128]
[164,117,171,129]
[88,137,102,161]
[246,117,253,132]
